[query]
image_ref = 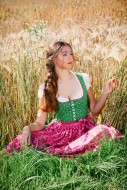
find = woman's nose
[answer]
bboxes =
[68,55,73,60]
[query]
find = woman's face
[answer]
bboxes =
[54,45,74,70]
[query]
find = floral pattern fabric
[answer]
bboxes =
[6,116,123,156]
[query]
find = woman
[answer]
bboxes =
[5,41,123,156]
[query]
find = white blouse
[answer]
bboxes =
[38,72,91,102]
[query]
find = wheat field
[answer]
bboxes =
[0,0,127,145]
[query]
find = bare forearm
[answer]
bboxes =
[88,78,118,116]
[92,91,109,115]
[23,122,44,133]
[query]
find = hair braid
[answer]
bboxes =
[39,49,58,112]
[39,41,72,112]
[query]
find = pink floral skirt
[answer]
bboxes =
[6,116,123,156]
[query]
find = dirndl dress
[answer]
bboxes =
[5,73,124,156]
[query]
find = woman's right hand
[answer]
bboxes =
[20,126,31,147]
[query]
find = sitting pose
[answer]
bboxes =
[5,41,123,156]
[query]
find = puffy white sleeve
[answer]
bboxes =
[38,84,45,99]
[82,73,91,90]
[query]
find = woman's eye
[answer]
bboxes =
[63,53,73,56]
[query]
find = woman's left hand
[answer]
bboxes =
[104,78,119,95]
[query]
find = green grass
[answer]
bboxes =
[0,136,127,190]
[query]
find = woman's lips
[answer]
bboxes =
[67,62,72,64]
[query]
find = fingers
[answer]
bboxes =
[27,135,31,146]
[20,135,30,147]
[20,128,31,147]
[107,79,112,86]
[107,78,119,90]
[20,139,27,147]
[111,78,119,89]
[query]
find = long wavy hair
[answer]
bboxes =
[39,41,73,112]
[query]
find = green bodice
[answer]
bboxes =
[55,73,88,122]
